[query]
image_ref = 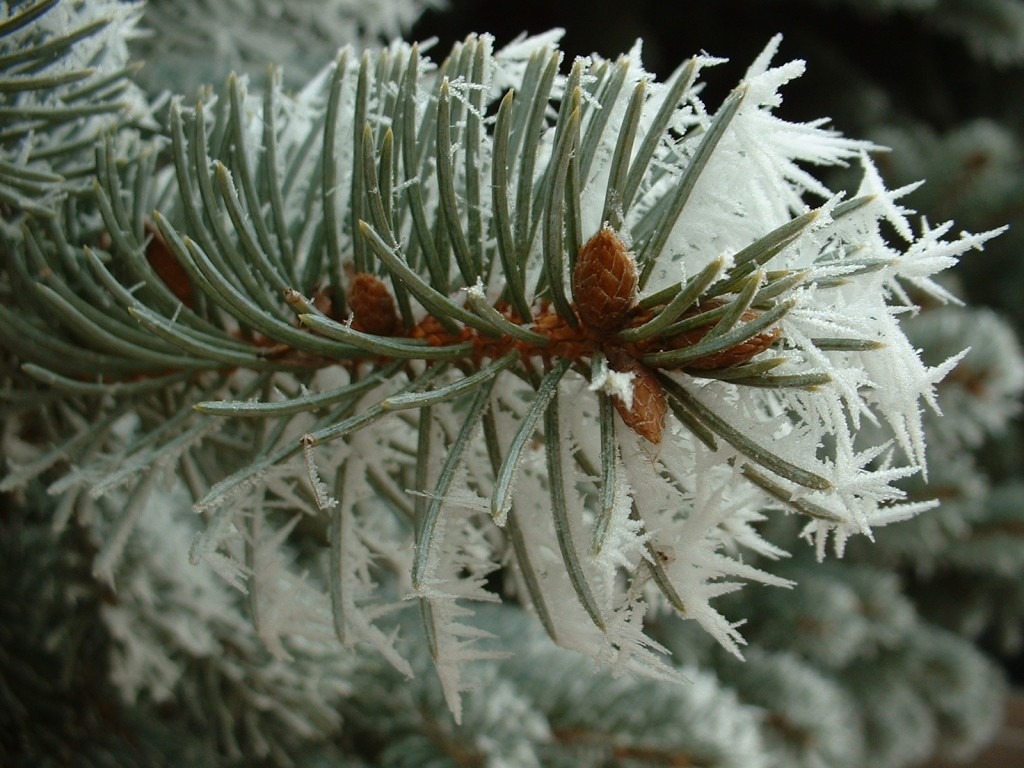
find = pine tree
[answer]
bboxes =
[2,1,1022,766]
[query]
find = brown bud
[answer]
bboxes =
[683,325,780,370]
[606,349,666,444]
[573,227,638,333]
[144,221,193,308]
[410,314,465,347]
[658,306,780,370]
[530,307,590,364]
[348,273,400,337]
[310,285,335,319]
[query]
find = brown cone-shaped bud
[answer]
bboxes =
[684,326,781,370]
[144,222,194,308]
[349,273,400,337]
[573,227,638,333]
[658,306,780,371]
[606,349,666,444]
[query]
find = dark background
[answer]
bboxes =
[411,0,1011,128]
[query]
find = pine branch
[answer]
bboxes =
[1,15,1008,722]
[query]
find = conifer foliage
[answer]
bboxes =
[2,0,1021,765]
